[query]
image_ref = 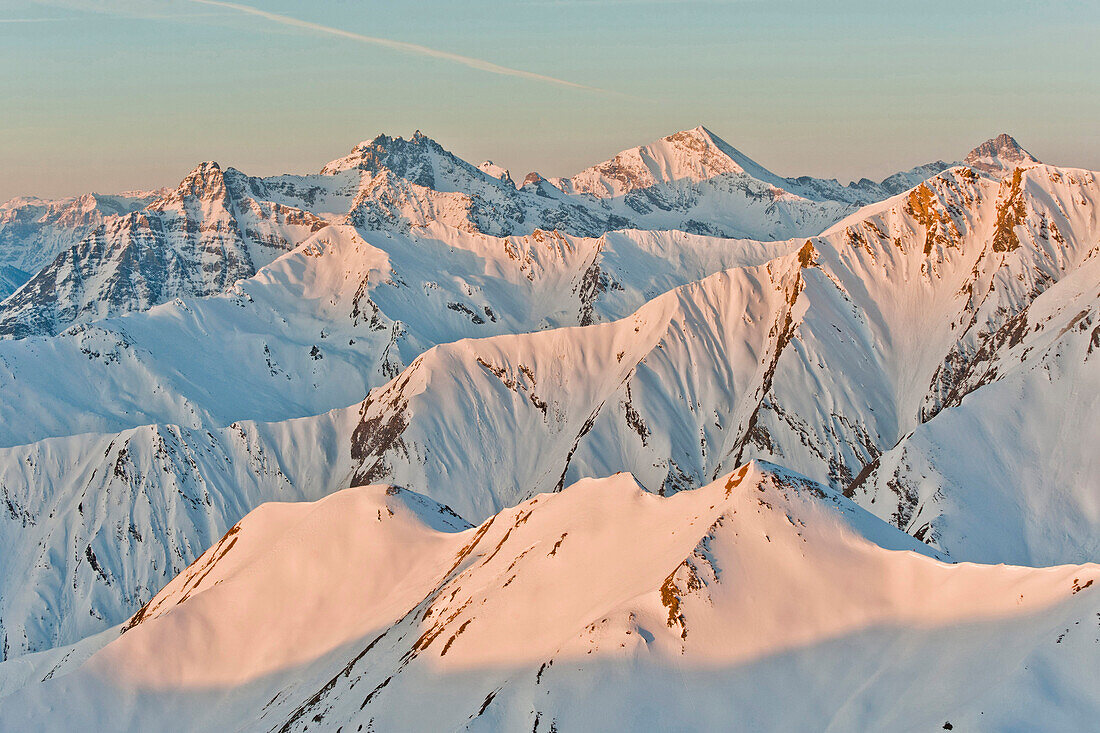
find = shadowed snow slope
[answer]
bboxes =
[1,463,1097,732]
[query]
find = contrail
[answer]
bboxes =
[188,0,604,93]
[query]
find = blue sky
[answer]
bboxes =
[2,0,1098,200]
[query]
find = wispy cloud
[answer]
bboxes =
[187,0,604,93]
[0,17,69,23]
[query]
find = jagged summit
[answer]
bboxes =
[318,130,459,182]
[965,133,1040,175]
[162,160,227,201]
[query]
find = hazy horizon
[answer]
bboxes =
[4,0,1098,201]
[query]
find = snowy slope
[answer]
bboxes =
[2,464,1097,732]
[0,265,28,300]
[336,164,1100,559]
[0,127,1096,688]
[0,226,793,658]
[0,410,363,660]
[848,252,1100,566]
[0,225,791,449]
[1,157,1097,659]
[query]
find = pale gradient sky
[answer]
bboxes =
[2,0,1098,201]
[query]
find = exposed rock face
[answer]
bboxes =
[0,191,161,291]
[0,163,326,339]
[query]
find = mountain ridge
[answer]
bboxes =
[0,126,1095,732]
[2,463,1096,731]
[0,127,1016,339]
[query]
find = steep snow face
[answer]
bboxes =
[343,253,809,520]
[965,133,1040,176]
[0,191,161,284]
[0,226,793,658]
[0,265,29,300]
[2,464,1097,732]
[849,253,1100,566]
[338,165,1100,559]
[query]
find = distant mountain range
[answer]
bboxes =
[0,126,957,337]
[0,127,1096,732]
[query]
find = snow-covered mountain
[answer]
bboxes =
[550,125,951,207]
[0,225,791,448]
[0,127,955,340]
[1,148,1097,661]
[0,128,1097,730]
[0,163,333,339]
[2,464,1097,731]
[334,163,1100,565]
[0,191,161,295]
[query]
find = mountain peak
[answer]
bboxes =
[964,133,1039,175]
[319,132,455,186]
[557,125,782,198]
[666,124,718,144]
[320,132,449,178]
[167,161,227,202]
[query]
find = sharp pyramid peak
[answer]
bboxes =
[964,133,1040,174]
[665,124,719,141]
[657,125,781,184]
